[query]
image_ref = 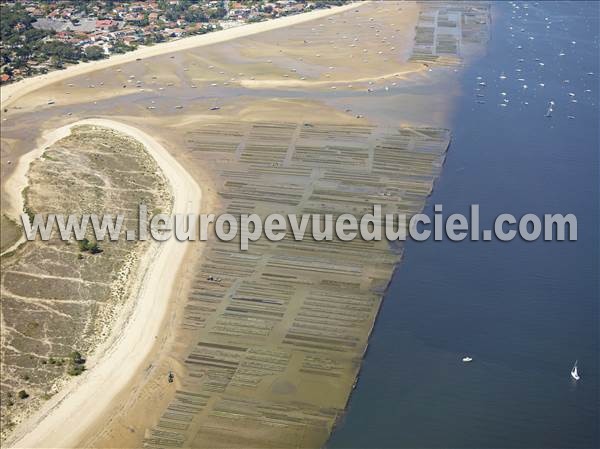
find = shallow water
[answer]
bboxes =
[328,2,599,448]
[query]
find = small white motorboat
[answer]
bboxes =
[462,357,473,363]
[571,360,580,381]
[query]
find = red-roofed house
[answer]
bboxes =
[96,19,116,30]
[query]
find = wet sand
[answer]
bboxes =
[0,2,491,447]
[0,2,362,110]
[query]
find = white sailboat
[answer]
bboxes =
[570,360,580,381]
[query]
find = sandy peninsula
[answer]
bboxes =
[0,1,493,447]
[5,119,201,448]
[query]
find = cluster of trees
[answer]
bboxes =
[78,238,102,254]
[0,4,36,40]
[111,39,136,54]
[143,32,166,46]
[39,351,87,376]
[67,351,86,376]
[4,349,87,410]
[1,4,50,76]
[40,41,83,67]
[315,0,346,7]
[1,4,103,75]
[3,389,28,408]
[18,390,29,400]
[84,45,106,60]
[157,0,226,23]
[1,3,118,78]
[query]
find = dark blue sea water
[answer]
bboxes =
[328,2,599,448]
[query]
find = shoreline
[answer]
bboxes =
[0,2,468,447]
[0,126,73,256]
[0,1,366,110]
[5,119,202,448]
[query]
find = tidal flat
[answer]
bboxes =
[0,2,491,447]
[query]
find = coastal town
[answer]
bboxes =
[0,0,346,84]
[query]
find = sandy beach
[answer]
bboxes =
[5,119,201,448]
[0,2,364,110]
[0,1,492,447]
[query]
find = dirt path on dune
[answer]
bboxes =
[6,119,201,448]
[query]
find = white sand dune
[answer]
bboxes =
[6,119,202,448]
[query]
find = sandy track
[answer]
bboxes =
[0,2,366,109]
[6,119,202,448]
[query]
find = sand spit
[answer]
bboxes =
[1,124,172,440]
[0,2,365,110]
[0,2,493,447]
[5,119,201,448]
[237,67,427,89]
